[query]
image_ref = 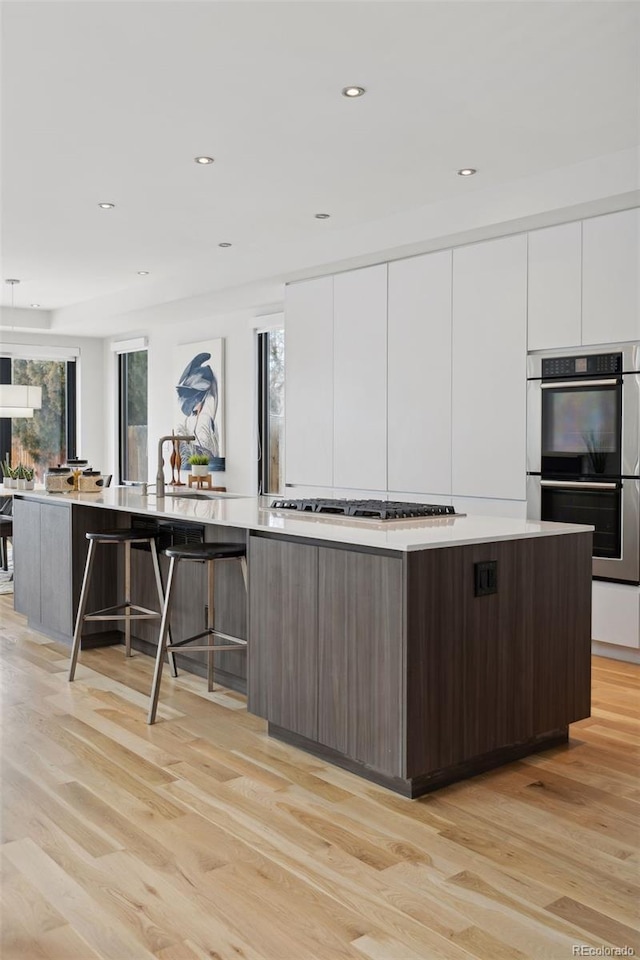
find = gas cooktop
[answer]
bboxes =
[269,498,458,521]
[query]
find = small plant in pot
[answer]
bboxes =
[22,466,35,489]
[188,453,210,477]
[1,460,15,489]
[16,464,26,489]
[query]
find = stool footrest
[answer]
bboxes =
[166,643,245,653]
[84,601,161,621]
[167,627,247,653]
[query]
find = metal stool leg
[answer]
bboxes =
[148,556,177,724]
[207,559,215,692]
[1,537,6,572]
[124,540,132,657]
[149,538,178,678]
[69,539,97,681]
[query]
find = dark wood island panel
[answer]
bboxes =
[405,531,593,790]
[14,498,123,644]
[248,535,319,740]
[249,529,593,798]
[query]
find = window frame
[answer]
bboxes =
[0,356,77,467]
[257,327,284,496]
[117,348,149,484]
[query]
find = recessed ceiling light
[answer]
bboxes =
[137,271,149,276]
[194,156,214,164]
[342,86,365,98]
[314,213,331,220]
[30,303,40,308]
[98,202,115,209]
[218,242,232,248]
[457,168,477,177]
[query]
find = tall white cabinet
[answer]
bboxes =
[582,208,640,345]
[387,251,452,496]
[333,265,388,490]
[527,222,582,351]
[284,276,334,486]
[452,235,528,501]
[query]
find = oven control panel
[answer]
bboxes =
[542,353,622,378]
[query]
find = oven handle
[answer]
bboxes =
[540,480,619,490]
[540,378,621,389]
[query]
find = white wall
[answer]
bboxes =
[105,308,271,496]
[0,330,106,471]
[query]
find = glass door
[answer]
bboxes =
[541,380,622,477]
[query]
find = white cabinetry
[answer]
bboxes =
[333,265,387,491]
[452,235,527,501]
[527,222,582,351]
[582,208,640,345]
[592,581,640,650]
[285,276,334,486]
[387,251,452,495]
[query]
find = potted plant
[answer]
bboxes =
[1,460,14,489]
[22,466,35,490]
[16,464,26,489]
[188,453,210,477]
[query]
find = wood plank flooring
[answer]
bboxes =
[1,594,638,960]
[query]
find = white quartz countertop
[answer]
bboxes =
[12,487,594,552]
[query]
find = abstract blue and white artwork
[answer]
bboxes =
[174,339,225,470]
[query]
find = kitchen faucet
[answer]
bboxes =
[156,435,195,498]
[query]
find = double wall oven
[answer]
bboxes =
[527,342,640,585]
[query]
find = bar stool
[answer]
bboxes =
[68,529,177,682]
[147,541,248,724]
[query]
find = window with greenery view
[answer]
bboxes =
[0,357,76,479]
[258,329,284,494]
[119,350,148,483]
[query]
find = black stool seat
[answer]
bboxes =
[86,529,153,542]
[164,542,246,561]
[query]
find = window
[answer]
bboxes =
[118,350,148,483]
[257,329,284,494]
[0,356,76,478]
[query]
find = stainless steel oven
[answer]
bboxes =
[527,342,640,585]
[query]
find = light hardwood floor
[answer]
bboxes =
[1,594,639,960]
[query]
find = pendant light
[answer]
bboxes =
[1,280,43,417]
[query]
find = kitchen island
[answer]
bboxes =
[12,489,593,797]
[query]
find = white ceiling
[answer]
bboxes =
[1,0,639,328]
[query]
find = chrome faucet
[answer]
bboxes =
[156,434,195,498]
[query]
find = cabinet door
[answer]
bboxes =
[12,498,41,619]
[388,251,452,495]
[527,222,582,350]
[452,235,527,500]
[582,208,640,345]
[40,503,73,636]
[333,265,387,490]
[592,581,640,649]
[318,547,403,777]
[285,277,334,486]
[247,536,318,740]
